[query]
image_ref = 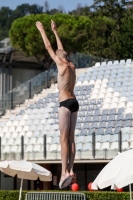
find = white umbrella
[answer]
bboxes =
[92,149,133,190]
[0,160,52,200]
[111,158,133,200]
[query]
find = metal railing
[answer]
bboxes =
[25,192,86,200]
[0,131,123,161]
[0,52,105,116]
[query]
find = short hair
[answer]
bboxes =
[55,49,68,59]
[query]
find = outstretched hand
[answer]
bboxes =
[51,20,57,32]
[36,21,44,33]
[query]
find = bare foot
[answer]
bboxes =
[36,21,44,33]
[69,169,74,177]
[60,172,70,184]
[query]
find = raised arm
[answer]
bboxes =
[51,20,64,50]
[36,21,60,63]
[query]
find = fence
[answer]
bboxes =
[25,192,86,200]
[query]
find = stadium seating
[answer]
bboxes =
[1,59,133,161]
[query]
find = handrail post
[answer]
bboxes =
[118,131,122,152]
[92,131,95,158]
[29,80,31,99]
[44,134,47,159]
[21,135,24,159]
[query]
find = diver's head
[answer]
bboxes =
[55,49,68,60]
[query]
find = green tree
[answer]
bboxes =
[9,13,92,68]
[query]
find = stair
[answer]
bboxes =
[0,68,89,122]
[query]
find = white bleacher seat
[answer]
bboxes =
[37,137,43,144]
[125,108,133,114]
[113,92,120,97]
[99,88,106,93]
[12,120,19,126]
[43,124,51,131]
[25,109,32,114]
[14,138,21,145]
[40,119,46,125]
[104,98,111,103]
[95,62,100,66]
[82,143,92,151]
[36,125,44,132]
[24,131,33,138]
[101,82,107,88]
[102,79,109,84]
[122,134,129,141]
[54,130,60,136]
[47,119,55,124]
[24,138,29,145]
[101,142,110,149]
[29,125,36,132]
[122,127,131,134]
[91,94,98,99]
[119,97,127,102]
[4,132,12,139]
[117,102,125,108]
[111,97,119,103]
[126,102,133,108]
[22,114,29,120]
[2,127,9,133]
[49,144,58,152]
[98,93,105,98]
[89,80,95,85]
[120,60,125,64]
[106,93,113,98]
[41,113,49,119]
[52,136,60,144]
[106,88,114,93]
[33,144,42,152]
[3,146,10,153]
[7,138,14,145]
[34,113,42,120]
[25,145,33,152]
[96,135,102,142]
[23,125,30,132]
[110,142,118,149]
[32,109,38,114]
[96,142,101,149]
[10,146,19,152]
[110,103,118,109]
[51,124,59,130]
[94,84,101,89]
[29,114,35,120]
[8,127,16,133]
[76,136,85,143]
[11,132,22,138]
[85,136,92,143]
[76,143,82,151]
[47,137,52,144]
[6,121,12,127]
[10,115,16,121]
[111,134,118,142]
[102,135,111,142]
[48,102,55,107]
[15,126,23,133]
[122,142,129,149]
[33,119,40,125]
[29,138,36,145]
[102,103,110,109]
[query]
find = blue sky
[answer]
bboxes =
[0,0,94,12]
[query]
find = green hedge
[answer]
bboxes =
[83,191,130,200]
[0,190,131,200]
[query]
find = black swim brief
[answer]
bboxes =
[59,98,79,113]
